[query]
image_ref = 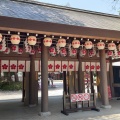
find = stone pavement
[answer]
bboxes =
[0,81,120,120]
[0,96,120,120]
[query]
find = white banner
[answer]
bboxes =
[90,62,96,71]
[1,60,9,72]
[68,61,74,71]
[1,60,110,72]
[18,60,25,72]
[85,62,90,71]
[75,61,79,71]
[55,61,61,72]
[48,61,54,71]
[35,60,39,72]
[96,62,100,71]
[26,61,30,72]
[61,61,68,71]
[10,60,17,72]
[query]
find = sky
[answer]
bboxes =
[37,0,120,15]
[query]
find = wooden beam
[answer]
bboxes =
[113,83,120,87]
[112,59,120,62]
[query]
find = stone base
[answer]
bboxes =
[101,105,112,109]
[29,104,37,107]
[39,112,51,116]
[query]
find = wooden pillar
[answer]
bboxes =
[97,72,102,99]
[22,72,25,102]
[109,60,115,97]
[63,71,67,94]
[68,71,75,94]
[40,40,51,116]
[99,50,111,108]
[29,55,38,106]
[24,72,30,106]
[90,72,94,93]
[74,71,78,93]
[35,72,38,103]
[78,59,84,93]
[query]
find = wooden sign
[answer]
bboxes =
[71,93,90,102]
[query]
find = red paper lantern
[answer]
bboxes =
[0,44,3,51]
[84,41,93,49]
[4,48,10,54]
[89,49,96,57]
[49,47,56,56]
[97,41,105,50]
[11,45,19,52]
[27,36,37,45]
[117,51,120,57]
[72,39,80,48]
[80,49,87,57]
[18,48,23,54]
[29,49,36,55]
[0,33,2,42]
[71,48,77,56]
[108,42,116,50]
[43,37,52,46]
[57,38,66,47]
[60,48,67,57]
[10,35,20,44]
[107,50,113,57]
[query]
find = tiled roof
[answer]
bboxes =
[0,0,120,31]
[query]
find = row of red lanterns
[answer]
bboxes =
[0,33,37,45]
[38,37,117,51]
[3,45,41,55]
[10,35,37,45]
[2,44,120,58]
[49,46,120,58]
[0,33,118,50]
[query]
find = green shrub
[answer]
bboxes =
[0,82,22,91]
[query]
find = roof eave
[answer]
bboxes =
[0,15,120,41]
